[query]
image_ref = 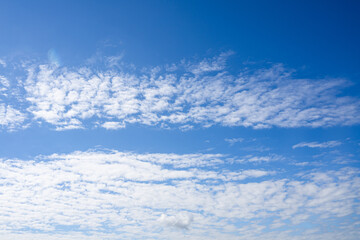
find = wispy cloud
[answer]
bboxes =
[237,153,284,163]
[186,51,234,75]
[0,150,359,239]
[293,140,342,149]
[225,137,244,145]
[0,59,6,67]
[47,48,61,66]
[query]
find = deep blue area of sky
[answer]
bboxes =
[1,0,359,78]
[0,0,360,160]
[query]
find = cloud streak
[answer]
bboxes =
[293,140,342,149]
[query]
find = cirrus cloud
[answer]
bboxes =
[292,140,342,149]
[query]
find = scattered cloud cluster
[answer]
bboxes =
[0,69,27,129]
[293,140,342,149]
[0,150,359,239]
[0,104,26,130]
[0,52,359,131]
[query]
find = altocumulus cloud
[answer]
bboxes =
[0,150,359,239]
[0,52,359,131]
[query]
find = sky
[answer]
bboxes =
[0,0,360,239]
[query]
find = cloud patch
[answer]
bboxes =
[159,212,194,229]
[101,121,126,130]
[0,150,359,239]
[0,104,26,130]
[225,137,244,145]
[0,52,358,131]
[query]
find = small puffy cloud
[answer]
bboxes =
[101,121,126,130]
[293,141,342,149]
[242,169,274,178]
[159,212,194,229]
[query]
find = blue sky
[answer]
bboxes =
[0,1,360,239]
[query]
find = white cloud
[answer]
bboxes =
[159,212,193,229]
[0,104,27,130]
[225,137,244,145]
[0,59,6,67]
[0,52,358,131]
[0,76,10,88]
[106,54,124,67]
[237,154,284,163]
[186,51,234,75]
[0,150,359,239]
[179,124,194,131]
[101,121,126,130]
[0,76,10,95]
[293,140,342,149]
